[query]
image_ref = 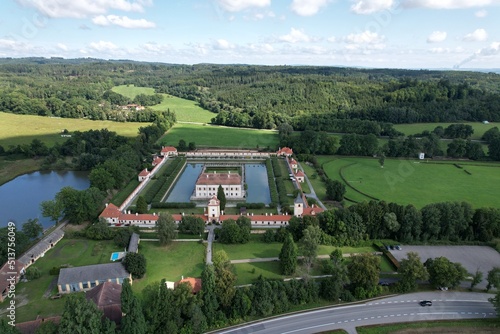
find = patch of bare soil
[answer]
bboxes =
[62,222,89,232]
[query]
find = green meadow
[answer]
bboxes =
[131,241,205,293]
[160,123,279,149]
[393,122,498,140]
[319,156,500,208]
[112,85,216,123]
[0,112,145,148]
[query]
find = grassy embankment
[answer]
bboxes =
[357,319,500,334]
[393,122,498,140]
[316,156,500,208]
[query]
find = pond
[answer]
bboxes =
[0,170,90,229]
[165,163,271,204]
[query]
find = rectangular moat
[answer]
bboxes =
[164,162,271,204]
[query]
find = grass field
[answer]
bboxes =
[0,156,44,186]
[357,319,500,334]
[393,122,498,140]
[0,112,145,147]
[320,156,500,208]
[112,85,216,123]
[7,238,121,322]
[131,241,205,293]
[160,123,279,149]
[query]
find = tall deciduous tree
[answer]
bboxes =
[58,294,105,334]
[200,264,220,326]
[40,199,63,224]
[121,296,147,334]
[424,257,467,289]
[326,179,346,201]
[213,250,236,309]
[300,225,322,271]
[397,252,428,292]
[347,253,381,298]
[486,267,500,292]
[217,185,226,211]
[121,278,133,315]
[279,233,298,275]
[156,213,177,245]
[123,253,146,279]
[22,218,43,239]
[470,268,483,290]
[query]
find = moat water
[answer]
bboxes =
[165,163,271,204]
[0,170,90,229]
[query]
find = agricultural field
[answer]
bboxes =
[131,241,205,293]
[393,122,498,140]
[0,112,145,147]
[319,156,500,208]
[160,123,279,149]
[112,85,216,123]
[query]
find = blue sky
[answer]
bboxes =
[0,0,499,69]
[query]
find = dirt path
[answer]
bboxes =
[42,277,58,298]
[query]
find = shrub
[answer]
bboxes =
[26,266,41,280]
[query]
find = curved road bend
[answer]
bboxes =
[213,292,496,334]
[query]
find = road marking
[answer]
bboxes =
[364,317,368,320]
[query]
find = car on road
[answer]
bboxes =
[395,245,402,250]
[419,300,432,306]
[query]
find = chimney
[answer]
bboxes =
[182,212,185,216]
[266,213,268,216]
[181,275,184,280]
[221,210,224,215]
[270,213,273,216]
[136,212,138,216]
[105,203,108,207]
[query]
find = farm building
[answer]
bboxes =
[18,229,64,268]
[160,146,178,156]
[57,262,131,294]
[86,282,123,324]
[0,260,25,303]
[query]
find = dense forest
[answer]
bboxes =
[1,58,500,132]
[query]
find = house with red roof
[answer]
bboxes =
[160,146,178,157]
[86,282,123,324]
[276,147,293,157]
[0,260,25,303]
[152,156,163,166]
[289,158,298,170]
[175,277,202,294]
[193,172,243,199]
[294,170,305,183]
[138,168,150,182]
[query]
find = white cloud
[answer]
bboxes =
[15,0,149,18]
[475,9,488,17]
[429,47,450,53]
[0,38,31,52]
[57,43,68,51]
[216,0,270,12]
[92,15,155,28]
[479,41,500,55]
[402,0,500,10]
[213,39,234,50]
[327,36,337,43]
[351,0,394,14]
[291,0,330,16]
[89,40,118,52]
[279,28,312,43]
[345,30,384,44]
[427,31,447,43]
[463,28,488,42]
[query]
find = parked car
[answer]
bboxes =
[389,245,394,250]
[395,245,402,250]
[419,300,432,306]
[378,281,390,286]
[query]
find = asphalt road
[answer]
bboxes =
[214,292,496,334]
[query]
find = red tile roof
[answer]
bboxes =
[295,170,305,177]
[302,205,324,216]
[289,158,297,164]
[86,282,122,324]
[0,260,24,301]
[161,146,177,153]
[219,214,291,222]
[138,169,149,177]
[120,213,158,221]
[99,203,121,218]
[277,147,293,156]
[16,316,61,334]
[152,156,163,165]
[196,173,242,185]
[175,277,202,294]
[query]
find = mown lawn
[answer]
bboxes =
[160,123,279,149]
[357,318,500,334]
[321,156,500,208]
[393,122,499,140]
[112,85,215,123]
[0,112,145,148]
[8,238,121,322]
[131,241,205,293]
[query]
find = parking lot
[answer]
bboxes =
[390,245,500,290]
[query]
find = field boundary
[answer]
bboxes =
[338,163,380,201]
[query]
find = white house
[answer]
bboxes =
[193,172,243,199]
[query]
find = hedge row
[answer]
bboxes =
[151,202,196,209]
[235,202,266,209]
[271,158,289,206]
[266,159,279,207]
[143,157,183,203]
[152,158,187,203]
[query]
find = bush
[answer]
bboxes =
[151,202,196,209]
[236,203,265,209]
[26,266,41,280]
[49,266,61,275]
[123,253,147,279]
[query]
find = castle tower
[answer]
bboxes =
[207,196,221,220]
[293,193,304,217]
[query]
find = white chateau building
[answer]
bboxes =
[193,172,244,200]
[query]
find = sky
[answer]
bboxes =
[0,0,499,69]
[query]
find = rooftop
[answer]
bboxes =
[127,233,140,253]
[58,262,129,286]
[196,173,242,185]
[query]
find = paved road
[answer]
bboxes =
[298,162,327,210]
[212,292,496,334]
[231,253,383,264]
[206,225,217,264]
